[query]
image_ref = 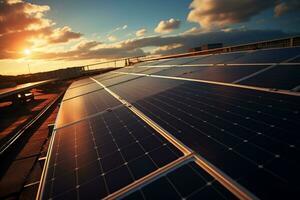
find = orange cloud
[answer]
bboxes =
[136,28,147,37]
[0,0,82,59]
[47,26,82,44]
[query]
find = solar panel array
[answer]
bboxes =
[38,47,300,200]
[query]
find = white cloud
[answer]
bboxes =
[182,27,202,35]
[136,28,147,37]
[154,18,181,34]
[108,35,117,42]
[111,24,128,33]
[152,43,183,55]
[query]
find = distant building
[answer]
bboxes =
[189,43,223,52]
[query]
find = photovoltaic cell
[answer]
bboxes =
[42,105,183,200]
[96,73,146,88]
[239,65,300,90]
[150,65,267,83]
[109,75,184,101]
[69,78,95,88]
[150,66,205,77]
[92,72,126,82]
[288,55,300,63]
[232,47,300,63]
[180,65,268,83]
[122,161,238,200]
[40,47,300,200]
[133,59,172,67]
[107,76,300,199]
[187,52,246,64]
[56,89,121,128]
[155,55,209,65]
[63,82,102,100]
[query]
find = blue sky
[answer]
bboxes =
[29,0,193,39]
[1,0,300,75]
[27,0,300,41]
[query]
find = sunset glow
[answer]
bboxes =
[0,0,299,75]
[24,49,31,56]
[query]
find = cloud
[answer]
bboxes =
[29,28,289,61]
[0,0,82,59]
[0,0,293,62]
[136,28,147,37]
[119,29,289,56]
[274,0,300,17]
[182,27,202,35]
[47,26,82,44]
[187,0,274,29]
[74,40,102,51]
[111,24,128,33]
[152,43,183,55]
[107,35,117,42]
[154,18,181,34]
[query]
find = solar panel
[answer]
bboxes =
[289,56,300,63]
[39,47,300,200]
[56,89,121,128]
[42,105,184,199]
[154,55,209,65]
[232,47,300,63]
[106,76,300,199]
[148,65,268,83]
[91,72,127,82]
[187,52,247,65]
[122,161,238,200]
[150,66,203,77]
[179,65,268,83]
[117,66,166,74]
[63,82,102,100]
[69,78,95,88]
[133,59,172,67]
[239,65,300,90]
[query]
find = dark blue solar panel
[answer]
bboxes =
[180,65,267,83]
[42,105,183,199]
[122,161,238,200]
[150,65,267,83]
[116,66,166,75]
[108,76,300,199]
[187,52,246,64]
[239,65,300,90]
[56,89,121,128]
[289,56,300,63]
[232,47,300,63]
[63,82,102,100]
[133,59,171,67]
[155,55,209,65]
[151,66,205,77]
[69,78,95,88]
[92,72,126,82]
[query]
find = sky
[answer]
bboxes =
[0,0,300,75]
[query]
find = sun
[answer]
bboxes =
[24,48,31,55]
